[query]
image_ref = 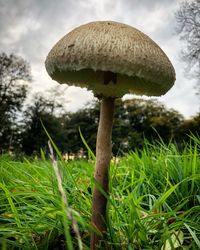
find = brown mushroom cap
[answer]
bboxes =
[45,21,175,97]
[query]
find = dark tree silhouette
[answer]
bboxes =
[112,99,184,154]
[0,52,31,152]
[21,94,67,155]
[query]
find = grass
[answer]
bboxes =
[0,136,200,249]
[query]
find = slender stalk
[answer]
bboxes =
[90,97,115,249]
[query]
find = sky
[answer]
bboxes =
[0,0,199,118]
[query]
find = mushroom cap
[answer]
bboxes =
[45,21,175,97]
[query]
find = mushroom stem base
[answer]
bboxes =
[90,97,115,249]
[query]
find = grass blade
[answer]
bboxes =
[79,127,96,161]
[184,223,200,248]
[0,182,21,228]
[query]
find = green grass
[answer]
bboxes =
[0,136,200,249]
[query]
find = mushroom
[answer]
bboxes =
[45,21,175,249]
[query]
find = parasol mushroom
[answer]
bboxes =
[45,21,175,249]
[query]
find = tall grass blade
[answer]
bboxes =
[184,223,200,248]
[0,182,21,228]
[41,121,77,187]
[153,183,179,210]
[48,141,83,250]
[79,127,96,161]
[41,121,63,160]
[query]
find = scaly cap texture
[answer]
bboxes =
[45,21,175,97]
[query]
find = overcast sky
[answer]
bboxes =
[0,0,199,118]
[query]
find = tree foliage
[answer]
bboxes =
[112,99,184,154]
[176,0,200,95]
[175,112,200,144]
[0,52,31,152]
[58,101,100,155]
[21,93,67,155]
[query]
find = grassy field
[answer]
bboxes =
[0,136,200,249]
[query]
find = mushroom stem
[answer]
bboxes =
[91,97,115,249]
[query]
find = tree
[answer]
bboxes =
[175,112,200,144]
[112,99,184,154]
[176,0,200,95]
[61,101,100,155]
[0,52,31,152]
[21,93,67,155]
[41,85,69,116]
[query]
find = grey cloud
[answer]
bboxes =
[119,0,177,11]
[0,0,198,117]
[0,0,80,57]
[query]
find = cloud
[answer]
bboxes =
[0,0,199,117]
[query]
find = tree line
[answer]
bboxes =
[0,52,199,157]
